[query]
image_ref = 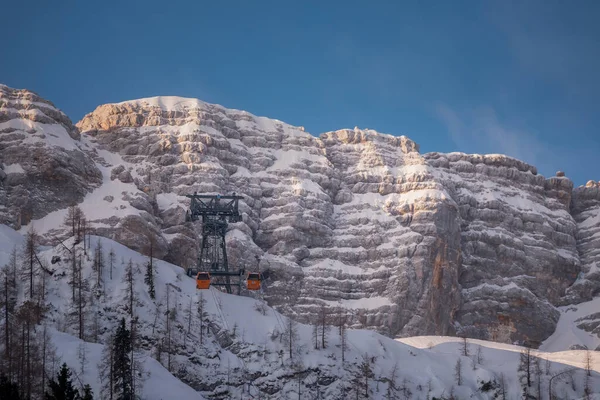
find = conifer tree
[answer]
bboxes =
[112,318,133,400]
[144,261,155,300]
[45,363,79,400]
[98,334,115,400]
[123,260,137,319]
[81,384,94,400]
[108,248,115,281]
[454,358,462,386]
[93,239,104,295]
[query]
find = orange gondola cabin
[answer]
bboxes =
[196,272,211,290]
[247,272,261,291]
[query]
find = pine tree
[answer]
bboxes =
[108,248,115,281]
[98,334,115,400]
[112,318,133,400]
[460,335,469,357]
[123,260,137,319]
[81,384,94,400]
[45,363,79,400]
[144,261,155,300]
[94,239,104,295]
[454,358,462,386]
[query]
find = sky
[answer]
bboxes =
[2,0,599,185]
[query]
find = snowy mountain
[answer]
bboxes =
[1,224,600,399]
[2,83,600,352]
[0,84,102,229]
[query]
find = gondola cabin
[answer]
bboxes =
[247,272,261,291]
[196,272,211,290]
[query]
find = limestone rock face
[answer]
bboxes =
[0,85,102,229]
[568,185,600,302]
[425,152,579,346]
[77,97,462,336]
[5,88,598,345]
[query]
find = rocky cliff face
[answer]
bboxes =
[425,153,580,346]
[0,84,101,229]
[76,97,463,338]
[568,183,600,305]
[2,86,596,346]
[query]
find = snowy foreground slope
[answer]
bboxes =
[3,224,600,399]
[50,329,205,400]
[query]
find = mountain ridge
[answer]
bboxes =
[2,84,600,348]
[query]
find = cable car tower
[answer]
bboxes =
[186,192,245,294]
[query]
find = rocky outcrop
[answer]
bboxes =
[0,85,102,229]
[568,183,600,301]
[425,153,580,346]
[308,130,461,336]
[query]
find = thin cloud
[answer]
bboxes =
[435,103,552,170]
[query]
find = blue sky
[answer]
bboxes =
[2,0,599,185]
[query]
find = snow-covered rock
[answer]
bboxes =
[76,98,463,339]
[0,84,102,229]
[425,152,580,346]
[2,86,600,348]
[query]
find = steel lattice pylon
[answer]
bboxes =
[186,192,244,294]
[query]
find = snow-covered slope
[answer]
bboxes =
[50,329,205,400]
[2,223,600,399]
